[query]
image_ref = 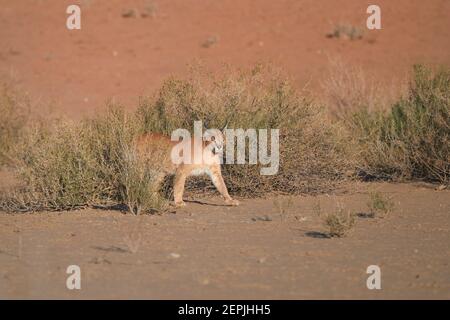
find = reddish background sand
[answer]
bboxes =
[1,0,449,118]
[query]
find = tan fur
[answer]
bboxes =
[134,133,239,207]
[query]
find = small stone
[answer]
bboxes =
[252,215,272,222]
[122,9,138,18]
[169,253,180,259]
[201,35,218,48]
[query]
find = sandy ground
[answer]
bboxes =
[1,0,450,118]
[0,182,449,299]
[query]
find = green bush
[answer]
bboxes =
[0,107,167,213]
[350,65,449,183]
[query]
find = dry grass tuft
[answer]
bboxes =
[367,191,394,218]
[0,84,29,165]
[326,24,364,40]
[273,196,294,222]
[321,59,402,119]
[315,201,356,238]
[324,209,355,238]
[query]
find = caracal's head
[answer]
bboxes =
[204,128,226,155]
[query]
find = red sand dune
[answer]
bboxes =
[1,0,449,118]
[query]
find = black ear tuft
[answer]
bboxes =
[203,119,209,130]
[222,116,231,131]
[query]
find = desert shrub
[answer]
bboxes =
[119,146,168,215]
[0,106,167,213]
[350,65,450,183]
[1,122,105,211]
[314,201,356,238]
[273,196,294,222]
[137,64,353,196]
[367,191,394,218]
[326,24,364,40]
[0,84,29,165]
[323,208,355,238]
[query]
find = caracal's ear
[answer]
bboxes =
[204,128,221,142]
[203,119,209,131]
[221,117,230,133]
[221,125,227,142]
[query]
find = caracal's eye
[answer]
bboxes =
[211,136,216,142]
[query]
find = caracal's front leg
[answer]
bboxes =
[210,166,239,206]
[173,170,187,207]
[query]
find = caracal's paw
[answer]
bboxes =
[226,199,240,206]
[174,201,186,208]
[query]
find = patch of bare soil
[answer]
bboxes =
[0,182,449,299]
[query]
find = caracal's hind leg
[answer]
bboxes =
[209,167,239,206]
[173,170,187,207]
